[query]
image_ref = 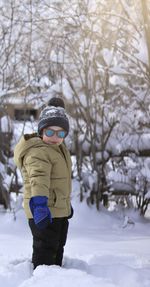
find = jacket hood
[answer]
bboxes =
[14,133,45,169]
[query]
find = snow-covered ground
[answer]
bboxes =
[0,198,150,287]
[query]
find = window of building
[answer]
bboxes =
[14,109,37,121]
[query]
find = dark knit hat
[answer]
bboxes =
[38,97,69,136]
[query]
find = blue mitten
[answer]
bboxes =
[29,196,52,229]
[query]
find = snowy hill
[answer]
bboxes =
[0,199,150,287]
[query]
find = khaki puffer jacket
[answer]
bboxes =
[14,133,72,219]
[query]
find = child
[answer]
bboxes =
[14,97,73,269]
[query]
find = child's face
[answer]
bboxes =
[42,126,65,145]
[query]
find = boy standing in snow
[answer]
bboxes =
[14,97,73,269]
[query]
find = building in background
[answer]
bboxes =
[0,90,53,121]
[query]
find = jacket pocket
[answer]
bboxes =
[48,189,56,207]
[49,189,67,209]
[54,196,67,209]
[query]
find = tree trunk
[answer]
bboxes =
[141,0,150,69]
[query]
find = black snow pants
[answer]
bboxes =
[28,217,69,269]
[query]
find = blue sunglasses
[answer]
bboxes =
[44,129,66,139]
